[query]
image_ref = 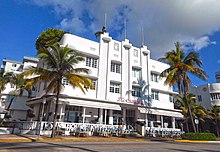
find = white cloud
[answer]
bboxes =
[23,0,220,58]
[60,17,86,33]
[187,36,216,51]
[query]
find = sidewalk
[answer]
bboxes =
[0,134,219,143]
[0,134,153,143]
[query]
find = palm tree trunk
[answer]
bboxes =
[187,102,196,133]
[215,118,220,137]
[177,81,182,95]
[182,82,196,133]
[185,119,189,133]
[51,81,61,138]
[6,96,15,111]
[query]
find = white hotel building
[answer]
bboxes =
[27,32,183,132]
[0,57,38,120]
[189,71,220,110]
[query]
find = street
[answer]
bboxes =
[0,141,219,152]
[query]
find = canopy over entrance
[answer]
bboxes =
[138,107,183,118]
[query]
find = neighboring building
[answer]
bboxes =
[189,71,220,110]
[27,32,182,131]
[0,56,39,120]
[189,72,220,135]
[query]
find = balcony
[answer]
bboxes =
[211,99,220,106]
[209,83,220,93]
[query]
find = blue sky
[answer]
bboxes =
[1,0,220,86]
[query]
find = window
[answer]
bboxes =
[198,95,202,102]
[84,79,97,90]
[151,73,159,82]
[91,80,97,90]
[114,42,119,51]
[210,93,220,100]
[132,68,141,78]
[151,90,159,100]
[86,57,98,68]
[111,63,121,73]
[12,63,16,67]
[133,49,138,57]
[148,114,157,121]
[132,87,141,97]
[169,94,174,102]
[110,83,120,93]
[62,78,69,85]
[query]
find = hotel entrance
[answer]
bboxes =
[64,105,82,123]
[113,110,122,125]
[126,109,136,125]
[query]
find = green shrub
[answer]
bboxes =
[182,133,217,141]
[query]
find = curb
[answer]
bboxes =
[0,137,219,143]
[173,140,220,143]
[0,137,152,143]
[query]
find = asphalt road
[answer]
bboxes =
[0,141,219,152]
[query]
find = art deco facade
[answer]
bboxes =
[27,32,182,131]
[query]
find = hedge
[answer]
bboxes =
[182,133,217,141]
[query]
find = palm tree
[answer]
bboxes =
[158,42,207,95]
[0,69,12,93]
[208,105,220,137]
[191,104,207,132]
[176,93,196,132]
[159,42,207,133]
[0,71,29,123]
[192,104,207,122]
[4,73,31,111]
[176,93,207,133]
[0,69,10,123]
[24,42,92,138]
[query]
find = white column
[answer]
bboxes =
[122,108,126,124]
[161,115,164,128]
[82,107,86,125]
[122,108,126,131]
[104,109,107,125]
[38,98,46,137]
[109,109,113,125]
[145,113,148,127]
[172,117,176,129]
[33,103,40,120]
[99,108,103,124]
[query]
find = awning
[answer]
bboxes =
[138,107,183,118]
[61,98,121,110]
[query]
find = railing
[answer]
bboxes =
[145,127,184,138]
[4,121,38,130]
[3,121,121,135]
[3,121,183,137]
[41,122,120,135]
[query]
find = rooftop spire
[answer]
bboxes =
[104,13,107,28]
[141,27,145,46]
[124,17,127,39]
